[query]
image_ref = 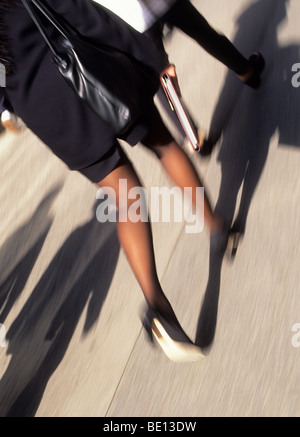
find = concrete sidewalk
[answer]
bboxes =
[1,0,300,417]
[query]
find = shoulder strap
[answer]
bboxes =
[20,0,71,57]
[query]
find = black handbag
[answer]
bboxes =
[21,0,159,135]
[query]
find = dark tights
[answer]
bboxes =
[97,128,220,317]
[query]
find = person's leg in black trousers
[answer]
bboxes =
[160,0,264,155]
[163,0,263,84]
[145,1,264,153]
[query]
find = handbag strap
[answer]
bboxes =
[21,0,71,58]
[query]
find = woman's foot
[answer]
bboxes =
[199,137,216,157]
[239,52,265,89]
[227,231,242,258]
[142,305,203,362]
[197,128,216,158]
[227,222,245,258]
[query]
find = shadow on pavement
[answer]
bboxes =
[195,0,299,351]
[0,201,120,417]
[0,186,61,322]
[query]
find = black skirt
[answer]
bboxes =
[4,2,171,183]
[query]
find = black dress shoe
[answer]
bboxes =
[227,226,244,258]
[244,52,265,89]
[199,138,216,157]
[142,306,203,362]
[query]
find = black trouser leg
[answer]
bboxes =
[164,0,250,75]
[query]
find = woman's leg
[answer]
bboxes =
[152,140,222,232]
[140,112,222,234]
[97,149,203,361]
[97,150,175,317]
[97,146,205,361]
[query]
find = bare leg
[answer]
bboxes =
[97,149,203,361]
[97,153,174,317]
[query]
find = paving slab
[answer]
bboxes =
[0,0,300,418]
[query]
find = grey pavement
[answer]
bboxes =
[0,0,300,417]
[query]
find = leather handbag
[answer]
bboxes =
[21,0,159,135]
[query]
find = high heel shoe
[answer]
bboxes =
[227,229,243,258]
[199,137,216,157]
[142,306,203,363]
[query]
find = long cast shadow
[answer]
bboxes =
[0,186,62,323]
[195,0,299,351]
[0,205,120,417]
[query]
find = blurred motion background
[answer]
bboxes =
[0,0,300,417]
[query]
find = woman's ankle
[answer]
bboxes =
[147,294,178,322]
